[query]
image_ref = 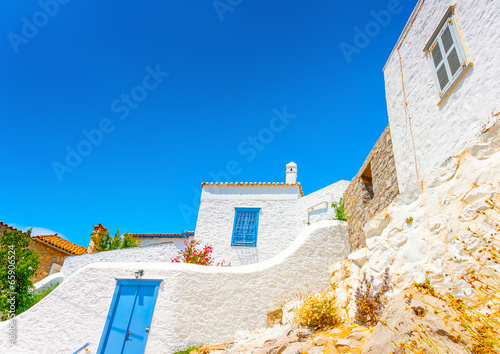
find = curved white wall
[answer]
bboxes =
[0,220,349,354]
[60,243,180,277]
[384,0,500,193]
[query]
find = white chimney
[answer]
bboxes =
[286,162,297,184]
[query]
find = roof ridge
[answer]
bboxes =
[200,182,304,197]
[32,234,87,255]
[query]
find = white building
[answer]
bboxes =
[384,0,500,193]
[195,162,349,265]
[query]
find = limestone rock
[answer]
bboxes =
[361,292,471,354]
[307,345,325,354]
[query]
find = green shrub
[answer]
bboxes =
[294,291,340,329]
[172,345,203,354]
[331,198,347,221]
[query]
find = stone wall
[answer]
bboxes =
[344,125,399,251]
[0,223,67,282]
[29,240,68,282]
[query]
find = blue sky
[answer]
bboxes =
[0,0,417,247]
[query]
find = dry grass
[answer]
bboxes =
[392,199,500,353]
[294,291,341,330]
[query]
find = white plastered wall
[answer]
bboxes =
[384,0,500,194]
[195,182,350,265]
[297,180,350,233]
[0,220,349,354]
[194,185,301,265]
[60,243,180,277]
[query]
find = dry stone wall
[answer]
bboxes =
[344,125,399,251]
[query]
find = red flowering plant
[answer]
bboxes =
[172,240,230,267]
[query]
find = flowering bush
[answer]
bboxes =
[354,267,391,326]
[172,240,229,267]
[294,291,340,329]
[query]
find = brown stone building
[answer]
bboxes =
[0,221,87,282]
[344,125,400,251]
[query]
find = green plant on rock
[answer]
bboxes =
[405,216,413,224]
[294,291,340,330]
[331,198,347,221]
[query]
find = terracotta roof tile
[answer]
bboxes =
[201,182,304,197]
[0,221,22,233]
[32,235,87,255]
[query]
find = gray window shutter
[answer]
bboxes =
[432,44,443,68]
[447,48,461,76]
[441,27,454,53]
[437,65,449,90]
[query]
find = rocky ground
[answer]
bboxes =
[189,287,478,354]
[192,322,373,354]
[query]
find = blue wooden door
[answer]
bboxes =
[97,279,161,354]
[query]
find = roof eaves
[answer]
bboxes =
[201,182,304,197]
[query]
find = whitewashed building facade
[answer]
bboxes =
[195,162,349,265]
[384,0,500,193]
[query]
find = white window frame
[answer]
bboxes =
[423,6,472,106]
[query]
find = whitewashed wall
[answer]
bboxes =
[0,220,350,354]
[384,0,500,194]
[137,237,189,249]
[195,185,301,265]
[60,243,180,277]
[297,180,350,233]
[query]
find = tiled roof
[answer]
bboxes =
[201,182,304,197]
[131,231,194,238]
[0,221,22,232]
[32,235,87,255]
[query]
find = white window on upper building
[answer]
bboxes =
[424,6,472,106]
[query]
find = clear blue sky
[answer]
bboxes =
[0,0,417,247]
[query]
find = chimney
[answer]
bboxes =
[286,162,297,184]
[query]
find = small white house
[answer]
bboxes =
[195,162,349,265]
[384,0,500,193]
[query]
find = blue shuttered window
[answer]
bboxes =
[231,208,259,247]
[426,10,469,100]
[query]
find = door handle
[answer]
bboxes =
[125,331,131,341]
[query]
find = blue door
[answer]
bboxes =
[97,279,162,354]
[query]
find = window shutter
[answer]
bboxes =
[232,208,259,246]
[437,65,449,90]
[441,27,454,53]
[432,44,443,68]
[447,48,461,76]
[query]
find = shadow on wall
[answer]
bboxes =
[235,248,259,265]
[309,206,328,221]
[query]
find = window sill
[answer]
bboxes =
[438,62,473,107]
